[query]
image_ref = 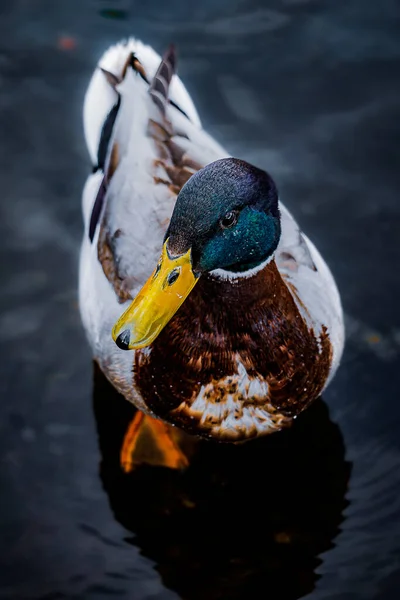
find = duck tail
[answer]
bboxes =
[83,39,201,164]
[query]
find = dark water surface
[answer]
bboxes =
[1,1,400,598]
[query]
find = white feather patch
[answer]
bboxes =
[174,356,280,439]
[210,254,274,281]
[83,38,202,164]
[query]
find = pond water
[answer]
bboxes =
[1,1,400,598]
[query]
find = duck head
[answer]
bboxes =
[112,157,280,350]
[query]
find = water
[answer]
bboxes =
[1,1,400,598]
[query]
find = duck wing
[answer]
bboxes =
[83,41,227,302]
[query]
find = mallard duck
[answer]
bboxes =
[79,38,344,468]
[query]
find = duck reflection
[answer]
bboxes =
[93,364,351,600]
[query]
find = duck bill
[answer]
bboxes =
[112,241,199,350]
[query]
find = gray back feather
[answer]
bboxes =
[149,45,176,116]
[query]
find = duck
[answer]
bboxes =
[79,38,344,470]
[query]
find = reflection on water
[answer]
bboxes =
[93,365,351,600]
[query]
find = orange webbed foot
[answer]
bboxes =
[120,411,189,473]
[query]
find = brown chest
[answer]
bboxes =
[133,261,332,440]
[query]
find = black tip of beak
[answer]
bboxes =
[115,329,131,350]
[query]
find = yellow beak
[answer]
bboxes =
[112,240,199,350]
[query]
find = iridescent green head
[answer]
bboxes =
[166,158,281,274]
[113,158,280,350]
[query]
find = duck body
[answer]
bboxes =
[79,38,344,442]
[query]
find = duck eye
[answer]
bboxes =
[167,267,181,286]
[220,210,239,229]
